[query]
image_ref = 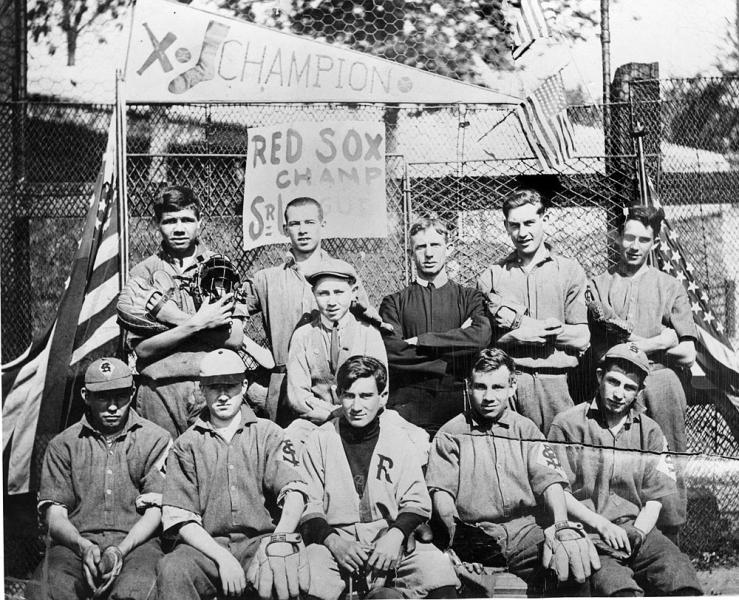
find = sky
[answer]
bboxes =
[26,0,738,102]
[568,0,736,100]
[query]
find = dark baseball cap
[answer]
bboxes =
[85,358,134,392]
[600,343,651,376]
[305,258,358,287]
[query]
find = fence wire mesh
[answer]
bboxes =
[2,83,739,583]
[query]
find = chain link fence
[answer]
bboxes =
[3,81,739,585]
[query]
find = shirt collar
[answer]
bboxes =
[502,243,554,269]
[416,270,449,288]
[587,394,645,427]
[283,248,329,270]
[157,241,210,266]
[193,404,258,433]
[80,409,142,439]
[615,261,650,279]
[319,311,351,331]
[465,407,511,431]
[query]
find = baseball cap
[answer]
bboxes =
[600,343,651,376]
[85,358,134,392]
[199,349,246,385]
[305,258,358,287]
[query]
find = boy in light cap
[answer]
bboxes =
[286,258,387,425]
[27,357,171,600]
[157,348,312,600]
[548,343,702,595]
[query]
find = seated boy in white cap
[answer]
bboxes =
[548,343,702,596]
[157,348,311,600]
[27,357,171,600]
[299,356,460,600]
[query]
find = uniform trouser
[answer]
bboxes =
[305,528,459,600]
[26,538,162,600]
[388,375,464,437]
[137,378,203,440]
[450,520,589,597]
[156,536,266,600]
[514,371,573,436]
[590,523,702,596]
[641,367,688,528]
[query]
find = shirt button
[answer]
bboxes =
[230,485,236,491]
[228,464,234,470]
[108,451,113,456]
[106,489,112,495]
[106,469,113,475]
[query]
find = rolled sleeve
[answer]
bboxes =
[641,429,678,503]
[667,284,698,340]
[524,433,569,496]
[38,439,75,510]
[264,427,308,502]
[425,432,460,499]
[564,261,588,325]
[162,505,203,532]
[162,443,201,515]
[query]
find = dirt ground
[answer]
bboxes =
[696,566,739,596]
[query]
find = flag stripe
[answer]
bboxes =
[4,324,55,494]
[3,116,122,495]
[514,72,577,171]
[507,0,550,59]
[77,276,119,325]
[71,316,120,366]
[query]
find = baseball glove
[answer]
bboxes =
[542,521,600,583]
[585,289,634,343]
[246,533,310,600]
[486,292,527,330]
[117,271,178,337]
[93,545,124,598]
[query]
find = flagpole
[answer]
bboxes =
[601,0,611,138]
[633,122,655,266]
[115,70,129,357]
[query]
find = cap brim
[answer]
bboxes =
[307,271,355,285]
[200,374,245,386]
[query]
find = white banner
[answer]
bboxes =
[243,121,387,250]
[125,0,520,103]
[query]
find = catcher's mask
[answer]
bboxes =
[194,254,241,306]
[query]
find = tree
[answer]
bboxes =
[224,0,599,84]
[27,0,130,66]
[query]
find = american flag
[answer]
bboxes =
[2,118,121,495]
[516,72,577,171]
[645,180,739,397]
[505,0,551,60]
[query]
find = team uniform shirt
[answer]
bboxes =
[477,247,588,369]
[426,409,568,537]
[161,405,307,548]
[38,410,171,547]
[286,312,387,417]
[299,415,429,540]
[548,399,677,523]
[379,278,491,382]
[588,264,698,362]
[119,243,248,380]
